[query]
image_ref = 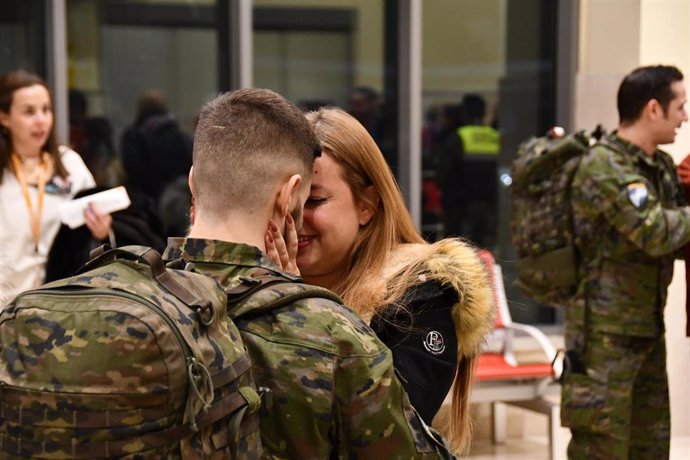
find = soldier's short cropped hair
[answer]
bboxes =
[618,65,684,124]
[192,88,320,220]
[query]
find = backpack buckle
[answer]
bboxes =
[192,300,215,326]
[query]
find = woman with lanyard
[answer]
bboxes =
[0,69,111,305]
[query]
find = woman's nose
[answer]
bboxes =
[36,111,51,124]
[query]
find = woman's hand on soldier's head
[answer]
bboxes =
[265,215,300,276]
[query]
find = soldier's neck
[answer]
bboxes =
[187,217,266,253]
[616,126,657,156]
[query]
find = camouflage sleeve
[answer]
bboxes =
[332,348,453,459]
[577,147,690,256]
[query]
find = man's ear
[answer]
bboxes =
[188,166,196,223]
[647,99,663,121]
[357,185,379,226]
[275,174,302,217]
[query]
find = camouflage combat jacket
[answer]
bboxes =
[571,134,690,337]
[163,238,452,460]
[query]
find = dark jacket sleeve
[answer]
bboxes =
[436,133,464,206]
[370,280,458,425]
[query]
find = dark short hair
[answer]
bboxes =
[136,89,168,123]
[192,88,320,219]
[462,93,487,121]
[351,86,379,102]
[617,65,684,124]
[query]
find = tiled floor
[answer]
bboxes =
[466,434,690,459]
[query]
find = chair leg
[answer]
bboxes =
[491,402,507,444]
[547,402,561,460]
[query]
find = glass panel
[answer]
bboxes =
[65,0,221,238]
[422,0,558,324]
[0,0,45,75]
[254,30,351,107]
[66,0,220,181]
[253,0,397,166]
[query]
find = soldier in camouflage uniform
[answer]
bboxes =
[562,65,690,460]
[165,88,453,459]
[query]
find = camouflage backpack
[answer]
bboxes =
[510,126,604,306]
[0,246,264,459]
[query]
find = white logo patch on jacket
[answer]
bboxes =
[423,331,446,355]
[626,183,649,208]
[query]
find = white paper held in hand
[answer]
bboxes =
[59,186,131,229]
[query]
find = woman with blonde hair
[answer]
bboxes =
[267,107,494,454]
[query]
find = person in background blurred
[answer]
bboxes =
[69,88,121,188]
[0,69,111,305]
[437,94,500,249]
[348,86,381,139]
[121,89,193,205]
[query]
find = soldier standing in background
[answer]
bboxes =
[163,88,454,459]
[562,65,690,459]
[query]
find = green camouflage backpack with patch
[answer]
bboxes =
[0,246,264,459]
[510,126,604,307]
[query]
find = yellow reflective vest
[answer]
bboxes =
[458,125,500,155]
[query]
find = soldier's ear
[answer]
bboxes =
[647,98,663,121]
[187,166,196,225]
[275,174,302,217]
[188,167,196,224]
[188,166,194,198]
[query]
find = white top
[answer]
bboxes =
[0,146,95,305]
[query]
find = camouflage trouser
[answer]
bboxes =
[560,331,670,460]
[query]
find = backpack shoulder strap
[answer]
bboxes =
[226,268,343,320]
[79,244,216,324]
[596,134,626,155]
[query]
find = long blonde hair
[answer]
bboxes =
[305,107,423,311]
[306,107,478,454]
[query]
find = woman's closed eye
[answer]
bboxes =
[306,196,329,208]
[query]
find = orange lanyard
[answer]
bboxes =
[11,153,49,252]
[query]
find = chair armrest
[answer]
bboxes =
[505,322,563,378]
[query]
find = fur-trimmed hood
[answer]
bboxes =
[382,238,494,358]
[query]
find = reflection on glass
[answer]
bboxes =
[66,0,220,239]
[252,0,397,166]
[67,0,219,147]
[422,0,557,324]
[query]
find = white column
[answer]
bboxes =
[46,0,69,144]
[230,0,253,89]
[397,0,422,228]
